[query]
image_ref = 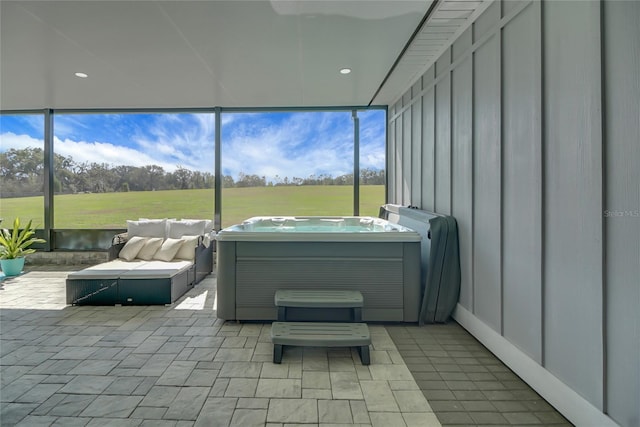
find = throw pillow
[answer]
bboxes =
[127,219,167,238]
[174,235,200,261]
[119,236,148,261]
[153,238,184,262]
[139,218,175,237]
[136,237,164,260]
[182,218,214,233]
[167,220,206,239]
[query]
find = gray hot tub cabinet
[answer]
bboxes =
[216,240,421,322]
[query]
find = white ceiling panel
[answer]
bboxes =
[0,0,487,110]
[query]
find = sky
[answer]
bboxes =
[0,110,386,181]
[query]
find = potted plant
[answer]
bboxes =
[0,218,46,277]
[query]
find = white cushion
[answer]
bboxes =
[167,220,206,239]
[182,218,214,233]
[67,259,145,279]
[139,217,176,221]
[153,238,184,262]
[136,237,164,260]
[174,235,200,261]
[139,218,176,237]
[118,236,148,261]
[127,219,167,238]
[120,260,193,279]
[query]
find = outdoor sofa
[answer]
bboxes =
[66,218,214,305]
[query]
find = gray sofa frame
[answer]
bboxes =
[66,233,213,305]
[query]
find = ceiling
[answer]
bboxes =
[0,0,489,110]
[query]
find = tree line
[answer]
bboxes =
[0,147,385,198]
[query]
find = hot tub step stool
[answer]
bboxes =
[274,289,364,321]
[271,321,371,365]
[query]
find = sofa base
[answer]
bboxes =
[66,272,194,306]
[66,232,214,306]
[119,274,192,305]
[66,278,120,305]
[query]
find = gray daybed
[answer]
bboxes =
[66,219,214,305]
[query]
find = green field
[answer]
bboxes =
[0,185,385,229]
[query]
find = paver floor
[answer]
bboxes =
[1,268,440,427]
[386,324,573,427]
[1,266,572,426]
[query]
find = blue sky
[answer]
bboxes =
[0,109,385,180]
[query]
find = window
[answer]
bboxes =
[1,107,386,239]
[52,112,215,228]
[0,113,45,227]
[220,111,355,227]
[359,109,386,216]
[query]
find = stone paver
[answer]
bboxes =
[386,324,574,426]
[266,398,317,423]
[0,267,437,426]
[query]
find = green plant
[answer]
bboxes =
[0,218,46,260]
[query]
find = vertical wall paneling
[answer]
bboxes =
[402,109,412,204]
[453,27,472,62]
[390,101,402,204]
[421,88,436,211]
[472,33,502,332]
[395,114,404,204]
[451,57,473,310]
[412,79,422,99]
[501,2,542,363]
[411,98,423,207]
[388,116,396,203]
[402,91,412,108]
[543,0,604,408]
[502,0,529,18]
[423,64,435,88]
[474,0,501,41]
[435,74,452,215]
[604,1,640,425]
[387,0,639,424]
[436,47,451,78]
[410,78,423,207]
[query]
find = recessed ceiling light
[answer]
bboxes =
[339,68,352,75]
[74,72,88,78]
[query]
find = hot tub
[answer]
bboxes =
[215,216,422,322]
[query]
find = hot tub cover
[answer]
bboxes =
[419,215,461,324]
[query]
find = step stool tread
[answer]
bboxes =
[275,289,363,308]
[271,322,370,347]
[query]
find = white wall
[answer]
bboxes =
[387,1,639,426]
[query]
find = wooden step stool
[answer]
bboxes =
[271,321,371,365]
[274,289,364,322]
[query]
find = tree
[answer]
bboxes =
[222,175,235,188]
[172,167,193,190]
[0,148,44,196]
[235,172,266,188]
[1,147,386,197]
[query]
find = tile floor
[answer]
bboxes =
[0,267,572,427]
[386,325,572,426]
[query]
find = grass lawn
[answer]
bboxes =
[0,185,385,229]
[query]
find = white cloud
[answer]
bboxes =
[133,113,215,172]
[0,132,43,150]
[1,110,386,179]
[216,110,387,180]
[53,137,180,171]
[221,112,358,180]
[359,114,386,170]
[0,132,183,172]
